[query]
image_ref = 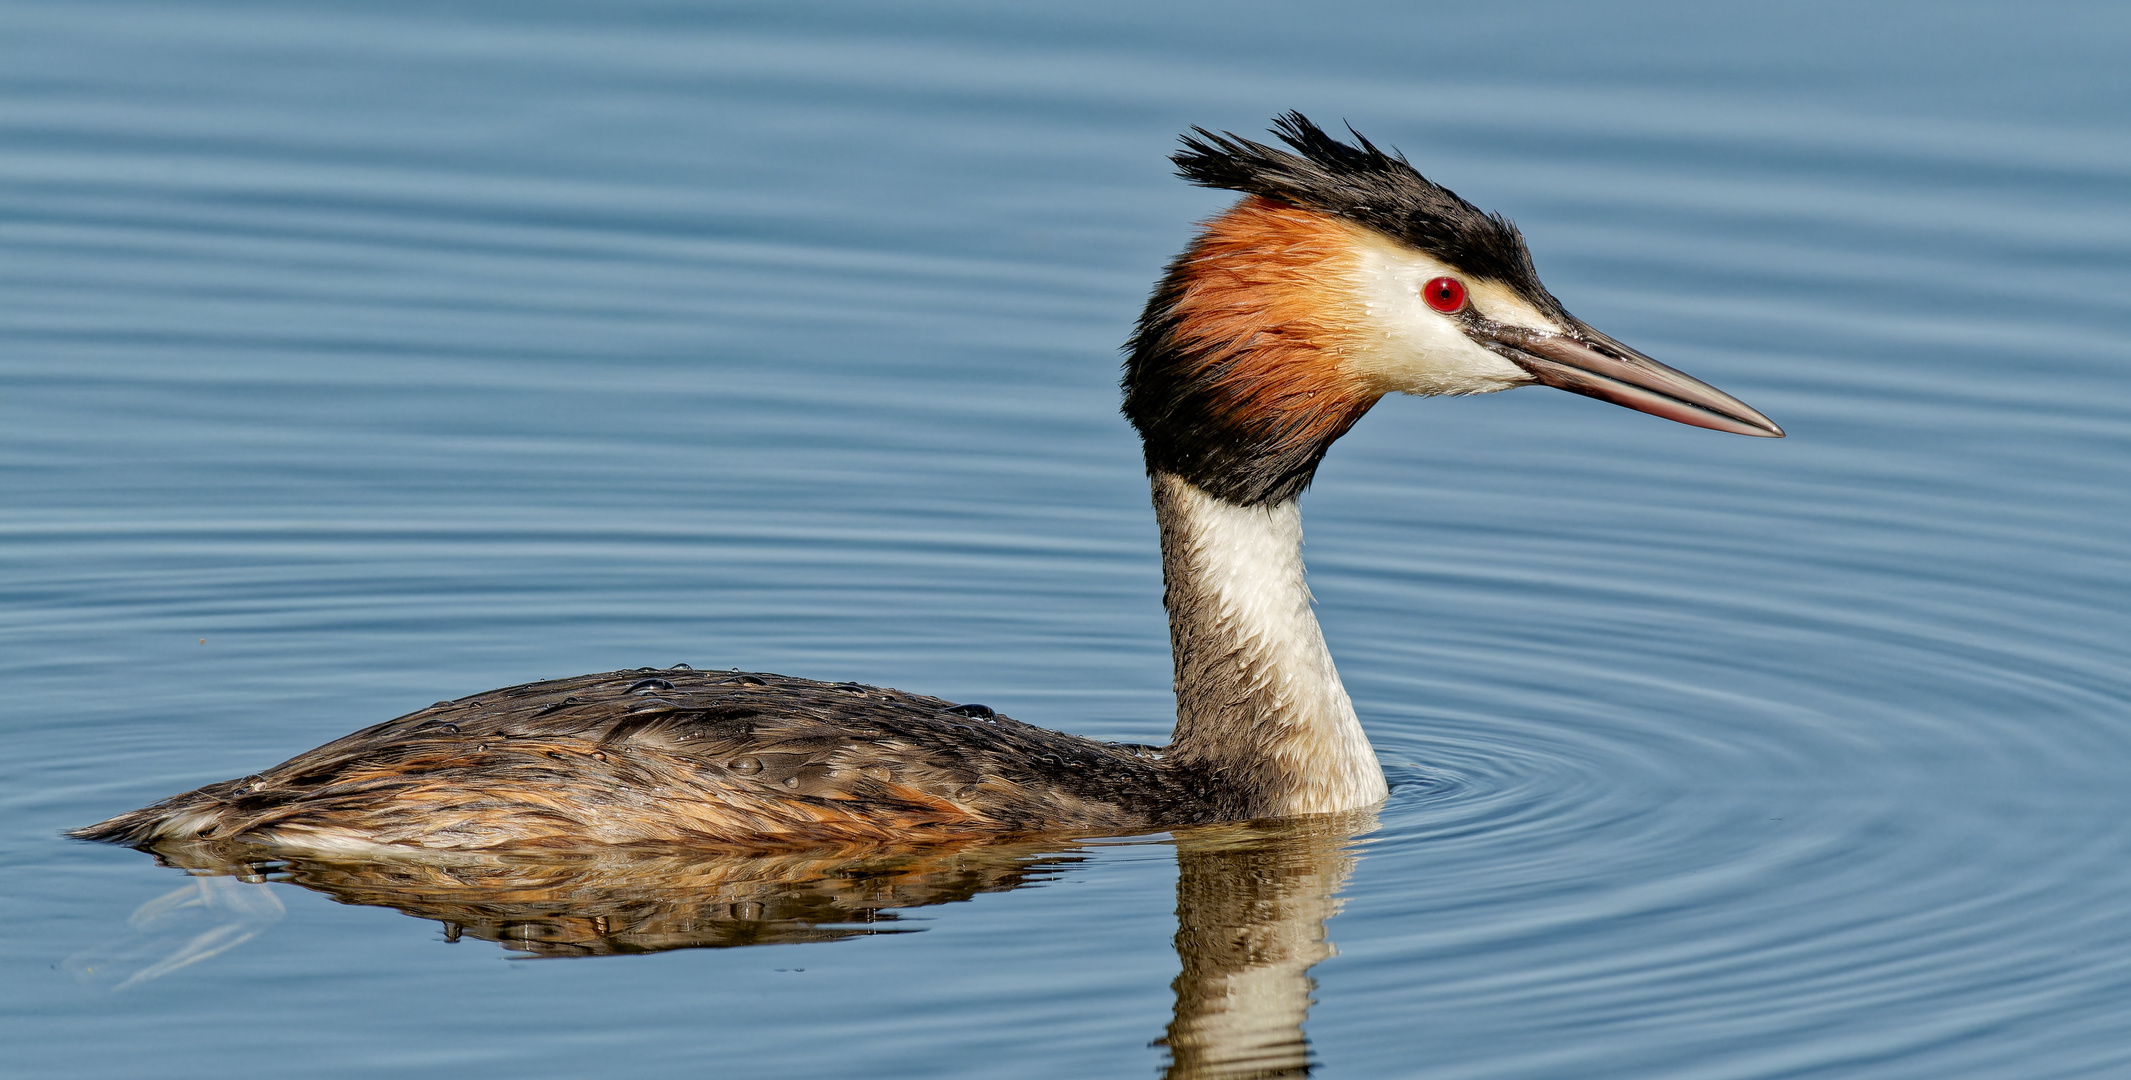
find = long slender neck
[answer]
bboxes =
[1153,471,1388,818]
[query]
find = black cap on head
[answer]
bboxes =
[1173,113,1560,317]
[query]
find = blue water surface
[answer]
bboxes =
[6,1,2131,1077]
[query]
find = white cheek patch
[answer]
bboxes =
[1337,229,1561,397]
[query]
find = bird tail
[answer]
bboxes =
[68,781,247,847]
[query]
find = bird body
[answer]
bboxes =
[75,114,1780,853]
[76,670,1211,851]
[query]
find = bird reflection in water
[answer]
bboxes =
[93,811,1371,1077]
[1158,814,1366,1078]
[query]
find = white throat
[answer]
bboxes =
[1153,472,1389,817]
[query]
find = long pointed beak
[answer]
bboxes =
[1476,318,1784,438]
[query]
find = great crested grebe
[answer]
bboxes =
[75,114,1780,853]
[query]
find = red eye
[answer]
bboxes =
[1422,276,1468,313]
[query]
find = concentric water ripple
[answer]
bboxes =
[1332,547,2131,1077]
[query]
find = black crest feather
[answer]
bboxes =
[1173,112,1547,297]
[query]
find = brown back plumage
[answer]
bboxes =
[73,668,1220,850]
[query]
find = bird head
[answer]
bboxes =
[1122,113,1781,506]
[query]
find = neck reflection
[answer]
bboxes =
[1160,811,1372,1079]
